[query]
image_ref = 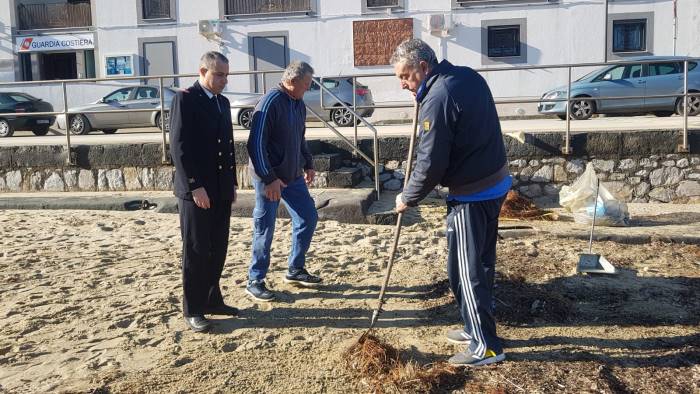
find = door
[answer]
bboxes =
[643,61,683,111]
[126,86,161,126]
[93,87,136,128]
[593,63,645,113]
[41,52,77,80]
[250,35,288,93]
[143,41,177,87]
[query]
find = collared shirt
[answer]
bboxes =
[201,83,221,112]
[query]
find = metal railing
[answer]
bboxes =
[17,2,92,30]
[321,57,699,154]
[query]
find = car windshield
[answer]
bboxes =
[576,68,605,82]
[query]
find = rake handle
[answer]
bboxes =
[368,100,421,330]
[588,178,600,254]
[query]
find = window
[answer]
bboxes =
[17,0,92,30]
[104,88,134,102]
[142,0,171,19]
[612,19,646,53]
[594,64,643,82]
[224,0,313,17]
[366,0,400,8]
[649,62,681,76]
[9,94,32,102]
[487,25,520,58]
[136,87,159,100]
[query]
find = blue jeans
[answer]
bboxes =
[248,176,318,282]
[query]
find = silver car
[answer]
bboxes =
[227,77,375,129]
[56,85,177,134]
[538,56,700,120]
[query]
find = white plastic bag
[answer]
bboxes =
[559,163,630,226]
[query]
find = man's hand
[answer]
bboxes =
[265,179,287,201]
[192,187,211,209]
[395,193,409,213]
[304,169,316,185]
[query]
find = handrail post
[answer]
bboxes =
[62,81,74,165]
[374,134,380,198]
[160,76,169,164]
[262,71,267,93]
[679,60,690,153]
[562,66,573,155]
[352,76,358,157]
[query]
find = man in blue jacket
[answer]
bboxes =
[391,39,511,366]
[245,61,321,302]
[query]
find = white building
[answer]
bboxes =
[0,0,698,113]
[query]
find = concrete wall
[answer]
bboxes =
[1,1,699,114]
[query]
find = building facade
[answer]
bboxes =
[0,0,698,108]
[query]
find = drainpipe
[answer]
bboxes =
[604,0,609,63]
[672,0,678,55]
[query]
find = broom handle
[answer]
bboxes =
[588,178,600,254]
[370,100,421,328]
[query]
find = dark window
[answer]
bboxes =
[17,0,92,30]
[367,0,400,7]
[612,19,646,53]
[225,0,312,16]
[487,25,520,58]
[136,87,160,100]
[0,95,15,105]
[649,62,681,76]
[104,88,134,102]
[142,0,171,19]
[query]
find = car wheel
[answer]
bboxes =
[569,98,594,120]
[156,112,170,131]
[32,126,50,136]
[331,106,354,127]
[675,93,700,116]
[653,111,674,117]
[238,108,253,130]
[69,114,92,135]
[102,129,117,134]
[0,119,14,137]
[556,115,567,120]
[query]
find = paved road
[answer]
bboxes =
[1,115,698,147]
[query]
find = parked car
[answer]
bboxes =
[0,92,55,137]
[538,56,700,120]
[56,85,177,134]
[227,77,375,129]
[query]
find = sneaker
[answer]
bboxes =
[245,280,275,302]
[284,268,322,287]
[448,349,505,367]
[446,329,472,345]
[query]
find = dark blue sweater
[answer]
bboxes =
[247,86,314,185]
[402,60,509,206]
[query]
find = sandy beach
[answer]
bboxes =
[0,200,698,393]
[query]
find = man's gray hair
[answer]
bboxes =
[200,51,229,70]
[282,60,314,82]
[390,39,438,68]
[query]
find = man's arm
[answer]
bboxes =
[169,91,202,191]
[401,92,456,206]
[246,93,280,185]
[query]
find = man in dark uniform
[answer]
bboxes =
[170,51,238,332]
[391,39,512,366]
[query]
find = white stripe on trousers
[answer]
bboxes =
[455,208,486,357]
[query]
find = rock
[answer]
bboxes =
[0,175,5,191]
[106,169,125,191]
[139,168,155,189]
[529,160,539,167]
[134,220,146,225]
[531,165,553,182]
[628,176,642,185]
[649,167,682,187]
[634,169,649,177]
[43,172,65,192]
[676,181,700,197]
[687,173,700,180]
[676,158,689,168]
[30,172,43,191]
[553,165,567,182]
[602,181,633,200]
[566,159,585,175]
[509,159,527,168]
[97,169,109,191]
[385,160,400,170]
[310,172,328,188]
[383,179,402,191]
[78,170,95,191]
[519,184,542,198]
[543,184,559,196]
[6,170,22,191]
[221,342,238,352]
[691,157,700,166]
[63,169,78,190]
[592,159,615,173]
[634,182,650,197]
[155,167,174,190]
[526,246,539,257]
[648,187,672,203]
[171,357,193,367]
[608,173,627,181]
[519,167,534,182]
[639,158,657,168]
[123,167,141,190]
[617,159,637,171]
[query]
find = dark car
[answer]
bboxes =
[0,92,55,137]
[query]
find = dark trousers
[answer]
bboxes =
[178,198,232,317]
[446,196,506,356]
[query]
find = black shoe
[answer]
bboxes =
[284,268,322,287]
[245,280,275,302]
[184,315,211,332]
[204,303,239,316]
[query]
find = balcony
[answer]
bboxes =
[224,0,313,17]
[17,1,92,30]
